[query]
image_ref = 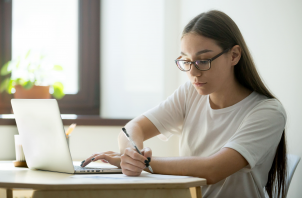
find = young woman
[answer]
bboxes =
[82,10,287,198]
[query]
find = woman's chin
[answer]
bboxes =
[195,88,210,96]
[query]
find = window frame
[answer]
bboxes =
[0,0,100,115]
[0,0,13,114]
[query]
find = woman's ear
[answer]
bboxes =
[230,45,241,66]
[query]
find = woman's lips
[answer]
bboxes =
[193,82,207,87]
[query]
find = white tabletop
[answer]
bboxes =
[0,161,206,190]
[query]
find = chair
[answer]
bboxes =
[264,154,301,198]
[284,154,301,197]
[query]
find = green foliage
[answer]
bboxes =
[0,78,10,93]
[0,50,65,99]
[53,65,63,71]
[23,81,34,90]
[52,82,65,99]
[0,62,12,75]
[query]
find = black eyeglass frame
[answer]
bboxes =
[175,47,231,72]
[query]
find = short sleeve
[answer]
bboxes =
[223,99,286,169]
[143,81,192,141]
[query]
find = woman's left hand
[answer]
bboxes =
[81,151,122,168]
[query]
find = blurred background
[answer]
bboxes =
[0,0,301,197]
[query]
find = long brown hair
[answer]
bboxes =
[182,10,287,198]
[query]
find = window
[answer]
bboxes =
[12,0,79,94]
[0,0,100,115]
[1,0,180,122]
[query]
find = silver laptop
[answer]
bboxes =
[11,99,122,174]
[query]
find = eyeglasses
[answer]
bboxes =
[175,48,230,72]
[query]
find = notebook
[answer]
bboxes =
[11,99,122,174]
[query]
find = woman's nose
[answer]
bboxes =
[188,63,202,77]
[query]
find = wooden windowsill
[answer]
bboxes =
[0,114,131,126]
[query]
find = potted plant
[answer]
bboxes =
[0,50,65,99]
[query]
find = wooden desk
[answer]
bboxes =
[0,161,206,198]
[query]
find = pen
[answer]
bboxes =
[122,127,153,173]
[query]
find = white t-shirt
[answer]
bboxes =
[143,81,286,198]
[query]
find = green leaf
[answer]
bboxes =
[7,79,14,94]
[52,82,65,99]
[15,78,24,86]
[53,65,63,71]
[15,58,21,69]
[27,63,32,70]
[0,61,12,76]
[0,78,10,93]
[53,82,64,89]
[25,50,31,59]
[22,81,34,90]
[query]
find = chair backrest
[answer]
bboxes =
[284,154,301,197]
[264,154,301,198]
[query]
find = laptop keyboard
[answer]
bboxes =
[74,165,102,173]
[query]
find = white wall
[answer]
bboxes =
[0,126,19,160]
[163,0,182,99]
[100,0,165,119]
[178,0,302,197]
[100,0,182,119]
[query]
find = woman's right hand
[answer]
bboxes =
[120,147,152,176]
[81,151,122,168]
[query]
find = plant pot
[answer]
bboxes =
[14,85,51,99]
